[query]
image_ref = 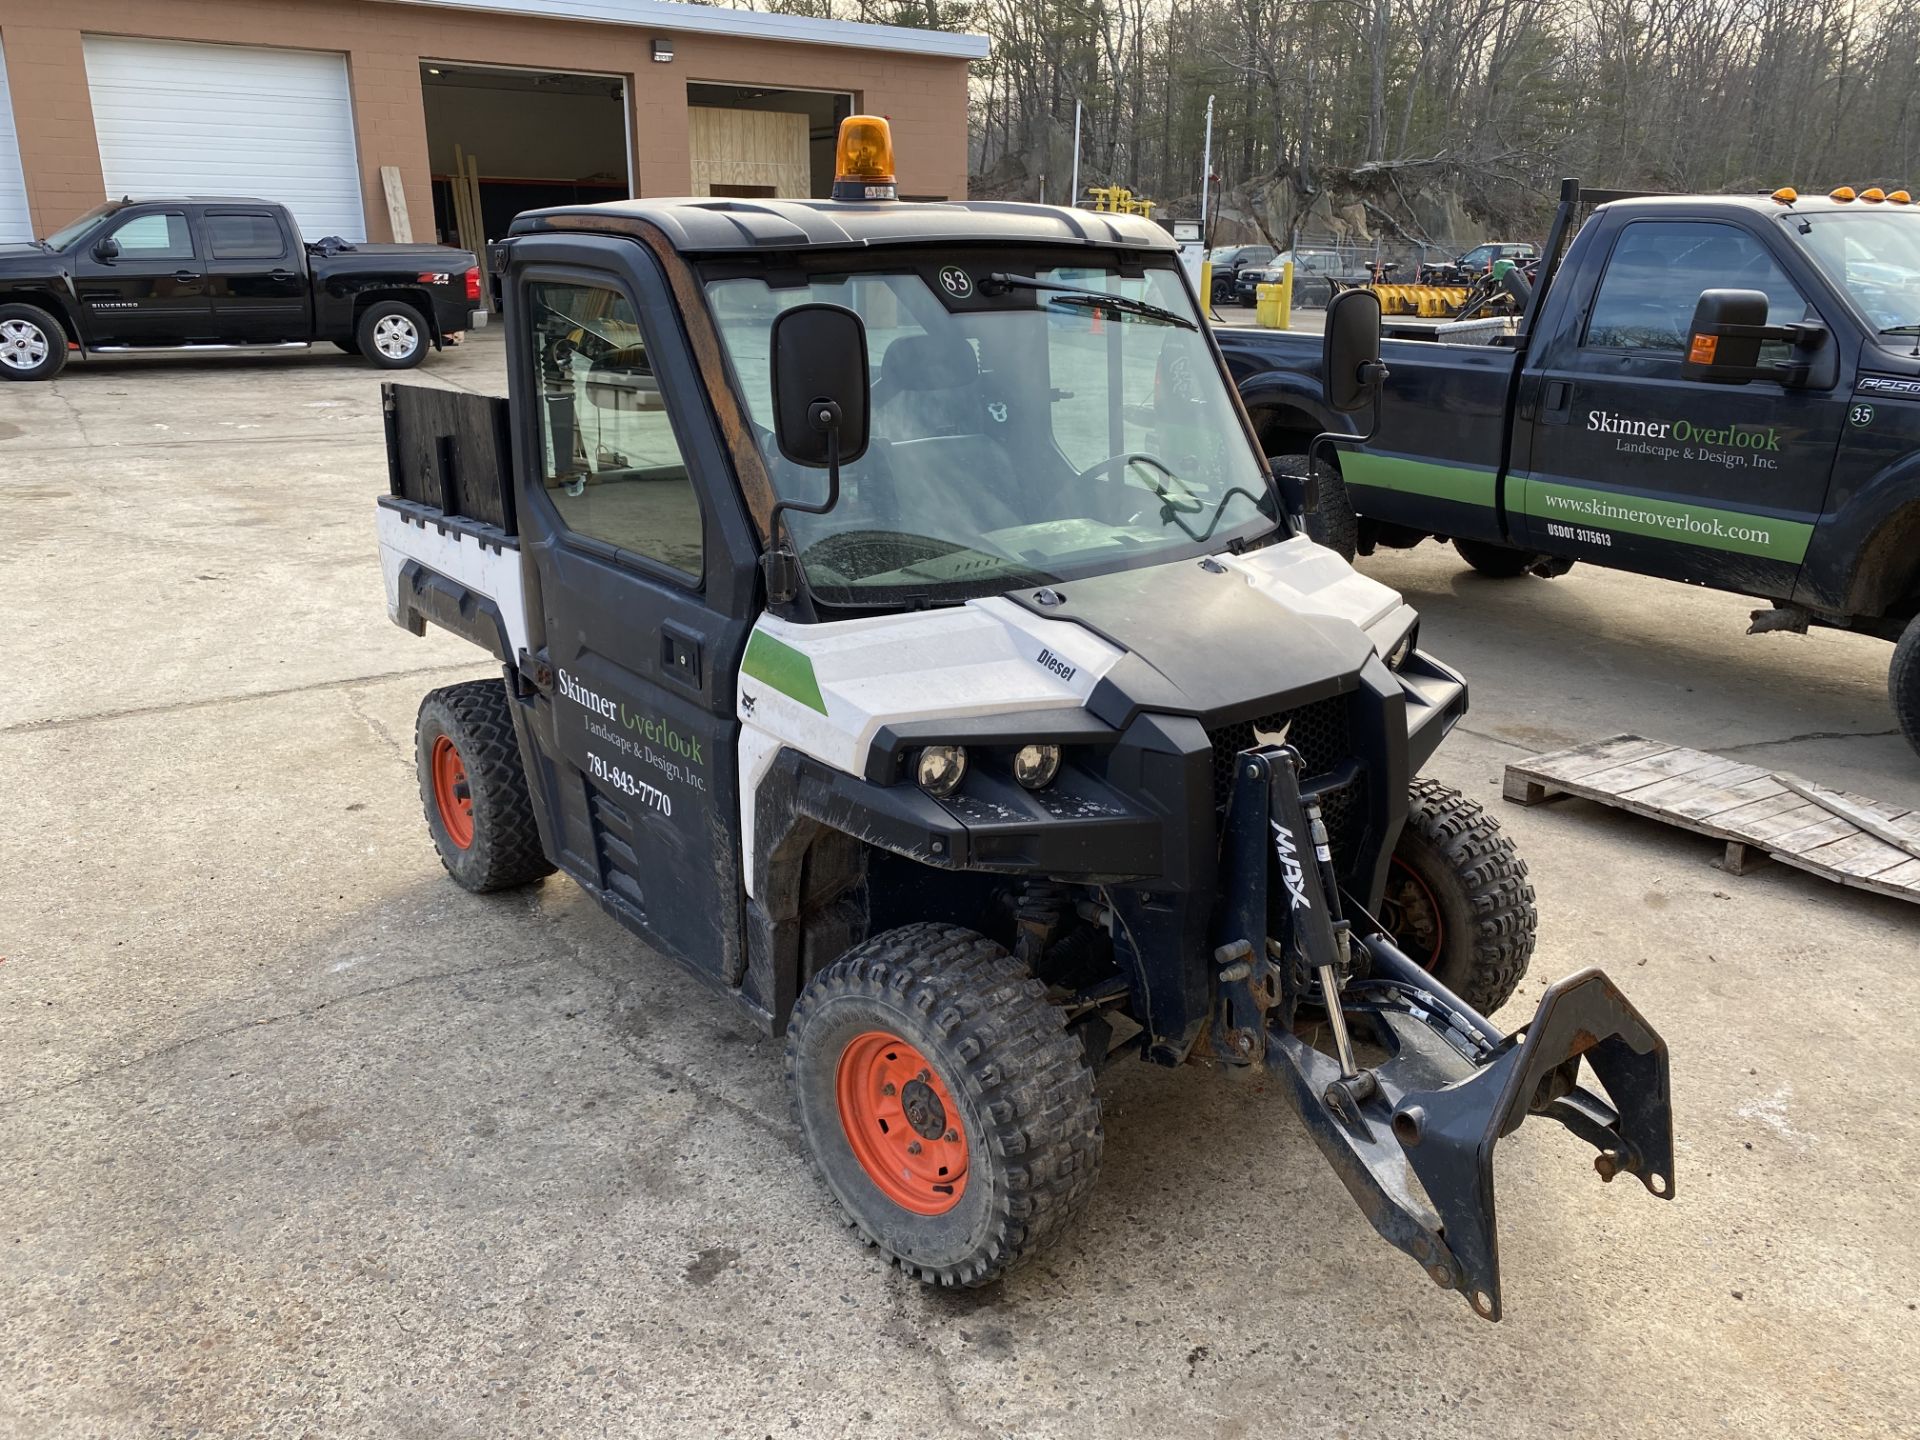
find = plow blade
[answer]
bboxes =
[1267,947,1674,1321]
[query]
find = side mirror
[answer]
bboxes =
[93,236,120,262]
[1680,288,1769,383]
[770,303,869,466]
[1680,288,1826,385]
[1323,287,1384,414]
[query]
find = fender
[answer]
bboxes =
[1234,368,1358,448]
[1795,450,1920,619]
[0,275,84,350]
[394,558,513,661]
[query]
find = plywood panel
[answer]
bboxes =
[689,106,811,199]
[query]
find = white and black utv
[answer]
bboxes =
[374,118,1673,1320]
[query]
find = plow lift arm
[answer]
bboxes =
[1212,747,1675,1321]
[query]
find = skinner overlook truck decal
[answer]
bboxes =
[558,667,708,818]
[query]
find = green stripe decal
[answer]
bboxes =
[1340,451,1498,507]
[1522,479,1813,562]
[743,630,828,714]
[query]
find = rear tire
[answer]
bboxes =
[1271,453,1357,561]
[785,923,1103,1287]
[0,303,69,382]
[1891,615,1920,758]
[1453,537,1544,579]
[357,300,429,370]
[415,679,554,892]
[1381,779,1536,1013]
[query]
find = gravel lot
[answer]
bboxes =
[3,329,1915,1438]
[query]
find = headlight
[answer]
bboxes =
[916,745,967,798]
[1385,623,1418,671]
[1012,742,1061,789]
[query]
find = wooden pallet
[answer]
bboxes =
[1503,734,1920,906]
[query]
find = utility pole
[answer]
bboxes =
[1069,100,1083,208]
[1200,95,1215,244]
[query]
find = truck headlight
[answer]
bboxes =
[916,745,967,798]
[1012,742,1061,789]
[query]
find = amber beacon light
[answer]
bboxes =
[833,115,898,202]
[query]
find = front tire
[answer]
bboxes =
[785,923,1103,1287]
[0,303,68,382]
[1452,537,1562,579]
[357,300,429,369]
[1271,453,1357,561]
[1891,615,1920,758]
[1380,779,1536,1012]
[415,679,555,892]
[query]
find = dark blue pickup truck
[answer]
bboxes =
[1219,180,1920,756]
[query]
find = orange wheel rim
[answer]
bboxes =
[430,735,475,850]
[835,1031,969,1215]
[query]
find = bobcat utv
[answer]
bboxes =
[376,117,1673,1320]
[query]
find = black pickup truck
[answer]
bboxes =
[0,197,483,381]
[1219,180,1920,756]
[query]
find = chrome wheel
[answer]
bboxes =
[372,314,420,361]
[0,318,49,372]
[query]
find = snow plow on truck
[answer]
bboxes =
[373,117,1674,1316]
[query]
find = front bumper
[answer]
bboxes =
[1213,745,1675,1320]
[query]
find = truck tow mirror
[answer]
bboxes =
[1680,288,1827,385]
[1324,288,1384,414]
[93,236,120,262]
[770,303,870,467]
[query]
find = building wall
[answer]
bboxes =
[0,0,971,241]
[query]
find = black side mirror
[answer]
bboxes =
[1680,288,1826,385]
[94,236,120,262]
[770,303,869,466]
[1323,287,1384,414]
[1681,288,1769,382]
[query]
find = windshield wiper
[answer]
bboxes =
[981,273,1197,331]
[1878,325,1920,335]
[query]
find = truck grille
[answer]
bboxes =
[1208,696,1366,864]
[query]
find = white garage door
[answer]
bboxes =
[0,35,33,244]
[83,36,366,241]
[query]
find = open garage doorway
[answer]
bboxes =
[421,62,631,249]
[686,84,851,199]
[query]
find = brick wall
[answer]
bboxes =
[0,0,973,240]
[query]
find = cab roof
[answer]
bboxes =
[1595,192,1914,220]
[509,197,1177,255]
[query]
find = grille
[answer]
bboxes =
[1207,696,1350,811]
[1208,696,1366,865]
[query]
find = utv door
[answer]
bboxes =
[1514,217,1847,597]
[507,235,760,981]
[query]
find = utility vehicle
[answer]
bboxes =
[375,119,1673,1318]
[0,196,480,380]
[1221,179,1920,757]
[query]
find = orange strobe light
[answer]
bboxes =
[1891,190,1913,204]
[1831,186,1857,202]
[833,115,898,202]
[1863,187,1888,203]
[1770,186,1798,204]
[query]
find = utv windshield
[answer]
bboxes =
[1793,210,1920,336]
[704,259,1273,606]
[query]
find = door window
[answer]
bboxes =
[529,279,703,578]
[1586,221,1807,352]
[205,212,286,260]
[108,211,194,260]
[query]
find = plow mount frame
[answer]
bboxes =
[1212,747,1676,1321]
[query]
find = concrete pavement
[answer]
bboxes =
[2,330,1915,1438]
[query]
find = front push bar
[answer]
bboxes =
[1213,747,1675,1321]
